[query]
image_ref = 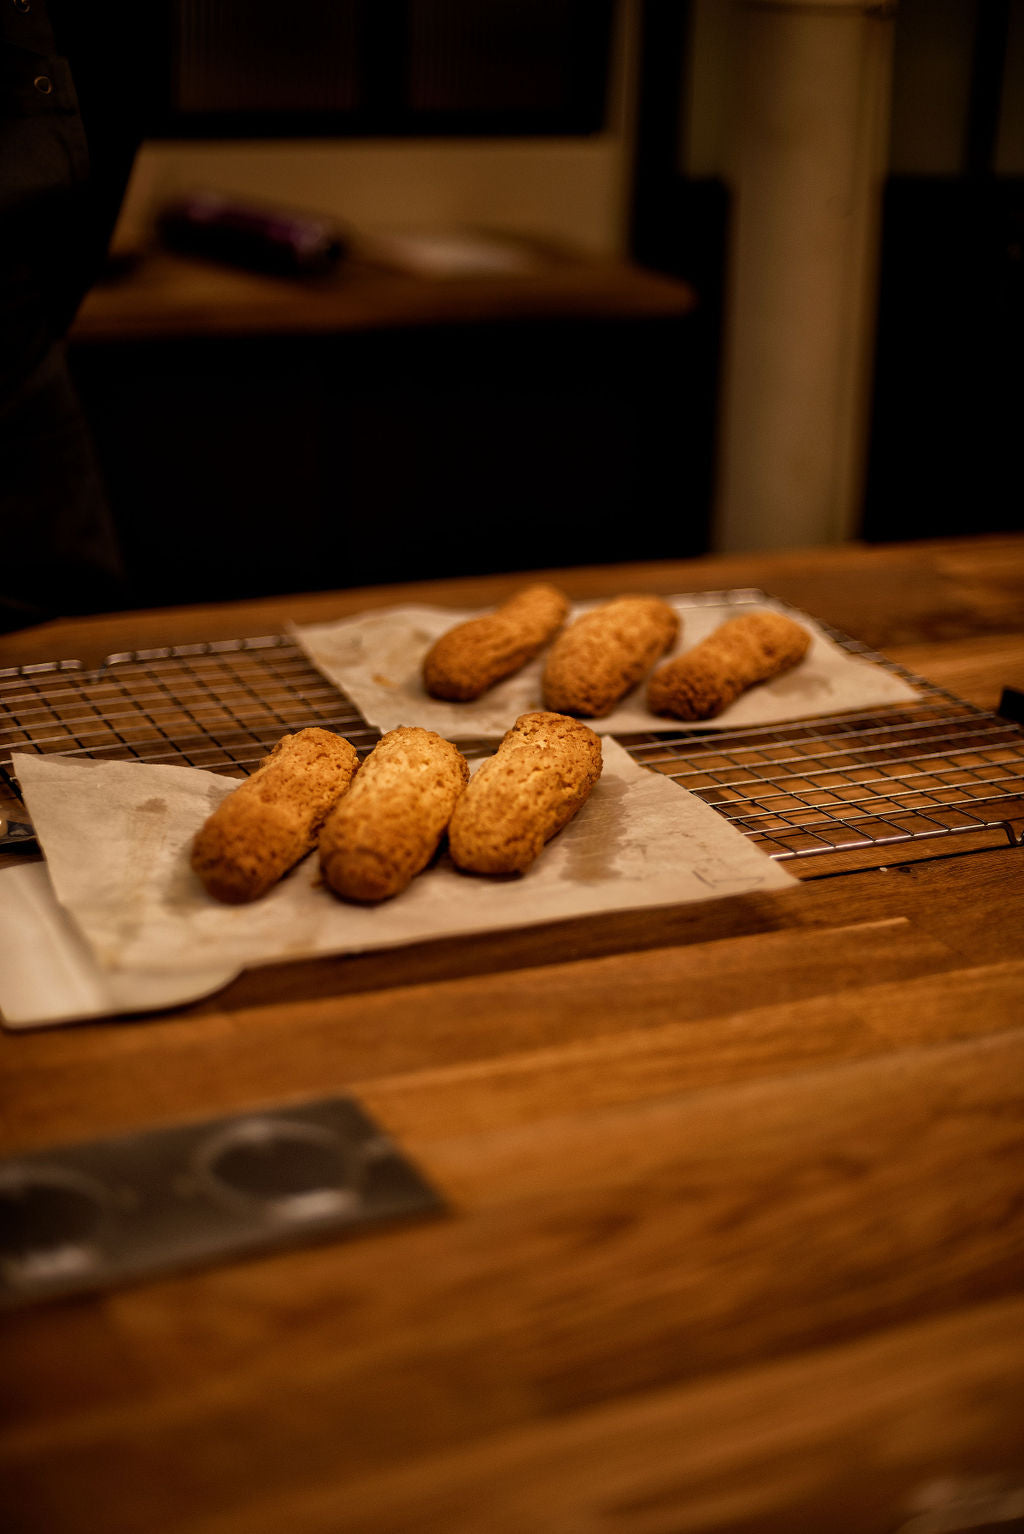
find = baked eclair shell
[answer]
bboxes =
[191,727,360,903]
[448,711,602,876]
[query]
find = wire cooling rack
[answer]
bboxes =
[2,597,1023,874]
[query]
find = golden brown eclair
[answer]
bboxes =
[646,610,811,720]
[319,726,469,902]
[422,583,570,701]
[191,728,360,903]
[541,595,679,717]
[448,711,602,876]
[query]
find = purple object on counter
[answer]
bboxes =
[157,191,347,277]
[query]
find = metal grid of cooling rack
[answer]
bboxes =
[0,636,381,782]
[626,695,1024,864]
[2,612,1023,870]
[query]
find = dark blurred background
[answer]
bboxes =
[65,0,1023,609]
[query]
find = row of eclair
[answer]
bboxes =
[190,587,810,908]
[422,584,811,719]
[191,712,602,907]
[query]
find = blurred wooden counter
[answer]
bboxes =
[71,246,699,341]
[2,535,1023,1534]
[66,248,708,605]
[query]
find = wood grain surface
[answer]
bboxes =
[2,535,1023,1534]
[70,250,698,342]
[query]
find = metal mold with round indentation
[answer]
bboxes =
[0,1097,443,1307]
[0,1166,110,1287]
[194,1117,363,1222]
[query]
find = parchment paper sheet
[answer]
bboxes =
[0,862,237,1029]
[291,596,921,739]
[4,741,796,1026]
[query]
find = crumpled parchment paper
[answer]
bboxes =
[8,740,796,1005]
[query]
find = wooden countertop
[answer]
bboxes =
[69,247,699,343]
[3,535,1024,1534]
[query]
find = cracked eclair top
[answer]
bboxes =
[541,595,679,717]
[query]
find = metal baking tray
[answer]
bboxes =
[0,1095,443,1308]
[3,592,1023,874]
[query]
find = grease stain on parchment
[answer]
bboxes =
[562,776,628,884]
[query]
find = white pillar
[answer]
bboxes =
[713,0,896,552]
